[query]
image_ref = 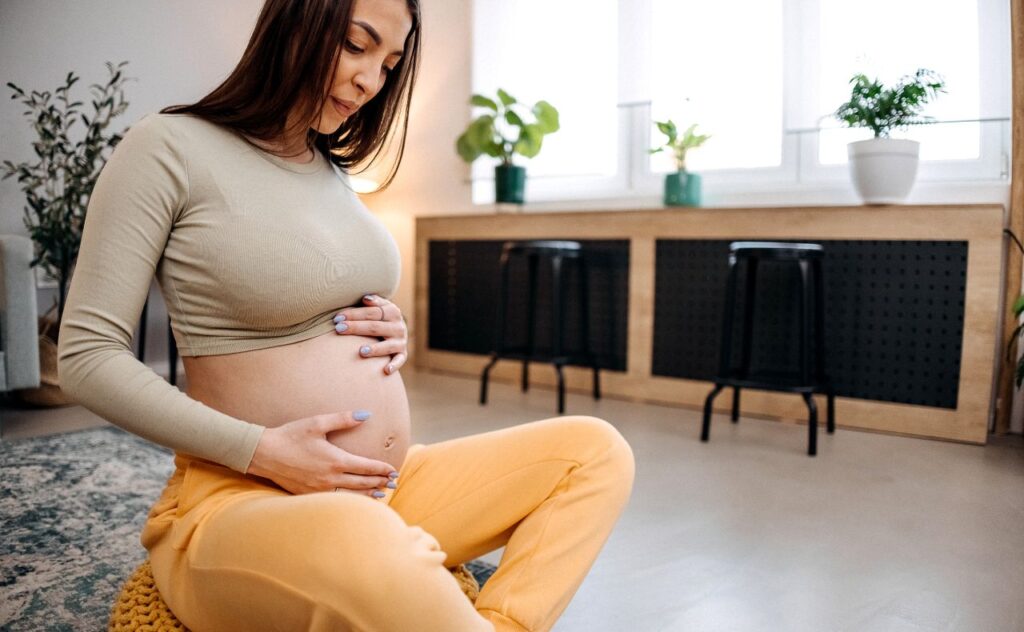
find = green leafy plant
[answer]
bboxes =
[649,120,710,172]
[833,68,946,138]
[1008,294,1024,388]
[2,60,133,324]
[455,88,559,166]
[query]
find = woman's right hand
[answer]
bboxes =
[244,411,398,497]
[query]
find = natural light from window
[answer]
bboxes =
[816,0,981,164]
[471,0,618,180]
[469,0,1008,205]
[649,0,783,173]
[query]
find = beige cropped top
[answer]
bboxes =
[57,112,401,472]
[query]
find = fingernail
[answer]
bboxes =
[385,364,393,374]
[388,471,399,479]
[363,294,375,302]
[335,323,348,333]
[372,490,386,498]
[360,345,372,356]
[353,410,371,421]
[334,314,346,322]
[386,481,397,489]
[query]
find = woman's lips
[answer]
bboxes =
[332,97,356,116]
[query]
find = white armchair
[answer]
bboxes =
[0,234,40,392]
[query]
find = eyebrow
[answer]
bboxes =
[352,20,404,57]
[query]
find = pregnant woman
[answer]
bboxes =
[57,0,634,630]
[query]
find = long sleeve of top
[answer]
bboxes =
[57,113,401,473]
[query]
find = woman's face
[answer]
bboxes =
[313,0,412,133]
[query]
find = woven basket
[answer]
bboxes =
[109,557,481,631]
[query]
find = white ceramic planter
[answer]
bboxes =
[847,138,920,205]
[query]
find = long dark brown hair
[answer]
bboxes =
[160,0,421,190]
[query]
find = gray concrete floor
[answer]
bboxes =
[3,365,1024,631]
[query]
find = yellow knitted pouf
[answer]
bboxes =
[108,560,187,632]
[109,557,481,631]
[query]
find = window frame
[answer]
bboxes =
[469,0,1012,207]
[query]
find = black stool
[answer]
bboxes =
[137,296,179,386]
[479,240,601,413]
[701,241,835,456]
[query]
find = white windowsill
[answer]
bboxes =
[473,179,1011,214]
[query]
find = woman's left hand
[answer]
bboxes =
[333,294,408,375]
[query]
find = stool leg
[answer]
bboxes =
[137,295,148,363]
[731,387,741,423]
[552,254,566,412]
[483,248,511,406]
[802,392,818,456]
[717,257,741,381]
[168,322,178,386]
[496,249,511,359]
[813,258,835,436]
[555,363,566,414]
[738,258,759,380]
[579,254,600,401]
[798,260,812,387]
[480,354,499,405]
[702,384,725,442]
[813,258,826,386]
[523,253,538,393]
[827,393,835,434]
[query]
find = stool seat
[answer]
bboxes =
[730,241,824,260]
[480,239,600,413]
[504,240,583,256]
[701,240,836,456]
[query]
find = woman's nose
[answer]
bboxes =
[353,66,381,98]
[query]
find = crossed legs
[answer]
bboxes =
[148,415,634,632]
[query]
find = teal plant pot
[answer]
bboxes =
[495,164,526,204]
[664,171,701,207]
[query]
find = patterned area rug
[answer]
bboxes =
[1,426,495,631]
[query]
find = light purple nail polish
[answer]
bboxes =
[353,410,371,421]
[360,345,372,356]
[386,481,397,489]
[334,314,346,322]
[335,323,348,333]
[372,490,386,498]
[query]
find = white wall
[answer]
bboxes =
[0,0,476,368]
[2,0,265,237]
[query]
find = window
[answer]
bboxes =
[471,0,619,201]
[815,0,981,164]
[470,0,1011,206]
[649,0,784,173]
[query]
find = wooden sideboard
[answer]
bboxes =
[415,205,1007,444]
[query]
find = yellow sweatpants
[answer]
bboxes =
[140,415,635,632]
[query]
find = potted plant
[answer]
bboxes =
[649,120,710,207]
[833,68,945,204]
[455,88,559,204]
[2,61,132,405]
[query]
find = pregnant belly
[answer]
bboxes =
[183,330,411,472]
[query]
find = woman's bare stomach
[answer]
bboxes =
[183,330,411,472]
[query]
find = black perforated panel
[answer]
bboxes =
[428,240,630,371]
[652,240,967,409]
